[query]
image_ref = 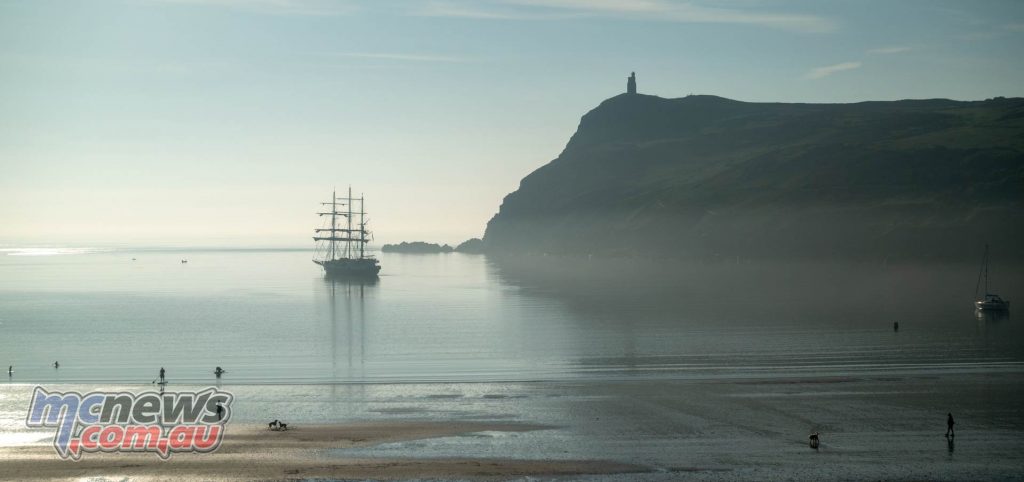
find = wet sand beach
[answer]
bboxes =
[2,370,1023,480]
[0,421,641,480]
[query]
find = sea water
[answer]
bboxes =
[1,247,1021,385]
[3,247,1024,478]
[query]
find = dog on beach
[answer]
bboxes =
[809,432,820,449]
[268,420,280,430]
[278,422,288,431]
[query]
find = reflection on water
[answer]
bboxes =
[0,248,1021,383]
[325,277,374,381]
[975,309,1011,323]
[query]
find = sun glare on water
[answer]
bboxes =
[0,248,108,257]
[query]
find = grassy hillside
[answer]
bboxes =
[483,94,1024,261]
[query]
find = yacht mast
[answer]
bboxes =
[984,244,990,296]
[976,244,990,300]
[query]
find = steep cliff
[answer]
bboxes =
[483,94,1024,261]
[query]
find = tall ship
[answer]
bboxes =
[313,187,381,277]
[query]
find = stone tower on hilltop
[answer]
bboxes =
[626,72,637,94]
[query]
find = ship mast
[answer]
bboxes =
[360,193,366,259]
[347,186,353,258]
[331,188,337,261]
[314,190,350,261]
[314,187,374,263]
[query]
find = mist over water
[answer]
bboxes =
[1,248,1021,384]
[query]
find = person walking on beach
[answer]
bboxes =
[159,367,166,383]
[216,402,225,421]
[7,365,11,376]
[946,413,955,437]
[53,361,59,369]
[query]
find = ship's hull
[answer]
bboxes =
[315,258,381,278]
[975,300,1009,312]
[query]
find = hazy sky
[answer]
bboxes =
[2,0,1022,247]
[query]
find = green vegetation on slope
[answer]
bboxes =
[484,94,1024,261]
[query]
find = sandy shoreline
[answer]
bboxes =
[2,372,1024,481]
[0,421,646,480]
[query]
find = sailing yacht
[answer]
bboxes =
[974,245,1009,312]
[313,187,381,277]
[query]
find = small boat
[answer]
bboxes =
[974,245,1009,312]
[313,187,381,278]
[977,294,1010,312]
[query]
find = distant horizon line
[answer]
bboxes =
[0,242,487,255]
[0,245,311,255]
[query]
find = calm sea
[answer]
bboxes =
[1,247,1022,384]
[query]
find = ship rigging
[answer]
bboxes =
[313,187,381,277]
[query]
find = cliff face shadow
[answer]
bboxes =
[484,254,1023,332]
[483,254,1024,375]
